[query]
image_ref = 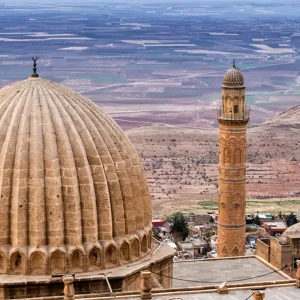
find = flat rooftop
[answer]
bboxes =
[173,256,288,287]
[137,286,299,300]
[263,221,286,230]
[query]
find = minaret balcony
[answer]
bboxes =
[217,106,250,122]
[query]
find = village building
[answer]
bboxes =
[178,237,208,258]
[262,221,287,236]
[256,213,274,222]
[256,223,300,278]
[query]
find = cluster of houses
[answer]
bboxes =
[152,211,300,278]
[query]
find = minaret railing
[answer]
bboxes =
[216,106,250,121]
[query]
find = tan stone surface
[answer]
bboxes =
[140,270,152,299]
[253,291,265,300]
[0,243,174,298]
[0,77,152,275]
[217,67,249,258]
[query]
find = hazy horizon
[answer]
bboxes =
[2,0,300,4]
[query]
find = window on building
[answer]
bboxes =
[293,257,300,270]
[234,105,239,114]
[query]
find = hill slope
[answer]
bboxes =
[127,106,300,217]
[260,105,300,128]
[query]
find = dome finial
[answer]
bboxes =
[31,56,39,78]
[233,59,236,69]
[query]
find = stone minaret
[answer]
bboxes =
[217,63,250,257]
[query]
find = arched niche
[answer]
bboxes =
[131,238,140,260]
[229,137,237,146]
[232,193,243,213]
[141,235,147,253]
[88,247,101,271]
[234,148,241,165]
[50,251,65,274]
[10,252,26,275]
[120,242,129,262]
[147,231,152,249]
[232,97,240,105]
[224,148,231,163]
[105,245,117,267]
[225,97,232,113]
[30,252,45,275]
[0,252,6,274]
[70,249,84,272]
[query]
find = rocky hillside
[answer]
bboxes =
[127,106,300,217]
[261,105,300,128]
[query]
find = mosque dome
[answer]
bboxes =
[0,76,152,275]
[223,65,244,88]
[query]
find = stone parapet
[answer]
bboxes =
[0,242,174,299]
[0,231,152,275]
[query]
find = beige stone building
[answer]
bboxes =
[217,64,250,257]
[256,223,300,277]
[0,71,174,298]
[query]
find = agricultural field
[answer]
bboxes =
[1,1,300,215]
[0,1,300,129]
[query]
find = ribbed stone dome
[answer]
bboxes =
[223,67,244,88]
[0,76,152,275]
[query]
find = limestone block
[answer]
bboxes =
[253,291,265,300]
[62,275,75,300]
[217,282,228,294]
[140,270,152,299]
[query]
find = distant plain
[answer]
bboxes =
[1,1,300,215]
[0,1,300,129]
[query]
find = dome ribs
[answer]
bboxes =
[74,95,151,230]
[95,112,152,229]
[89,99,148,230]
[223,68,244,88]
[41,84,83,246]
[28,81,46,247]
[0,84,29,245]
[39,84,64,247]
[0,77,153,274]
[10,84,33,247]
[45,82,100,243]
[55,86,127,239]
[64,90,139,235]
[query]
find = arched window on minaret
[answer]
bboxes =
[234,105,239,114]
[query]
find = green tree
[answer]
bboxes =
[170,212,189,242]
[285,212,298,227]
